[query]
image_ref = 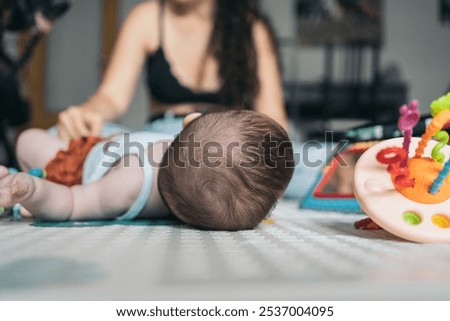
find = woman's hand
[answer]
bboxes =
[57,106,103,142]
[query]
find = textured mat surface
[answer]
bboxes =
[1,200,450,300]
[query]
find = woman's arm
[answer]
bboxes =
[57,2,159,141]
[252,20,289,131]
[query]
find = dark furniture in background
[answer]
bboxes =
[285,0,407,139]
[284,41,407,138]
[441,0,450,24]
[0,124,16,167]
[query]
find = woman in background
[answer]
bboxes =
[56,0,288,140]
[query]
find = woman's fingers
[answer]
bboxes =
[58,111,80,141]
[84,111,103,137]
[70,110,90,137]
[57,107,103,142]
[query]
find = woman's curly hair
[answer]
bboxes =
[209,0,281,108]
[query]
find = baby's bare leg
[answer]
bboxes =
[16,128,66,171]
[0,156,143,221]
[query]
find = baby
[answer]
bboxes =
[0,110,294,230]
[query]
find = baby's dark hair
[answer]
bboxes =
[158,110,294,231]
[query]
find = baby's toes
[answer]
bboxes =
[0,186,17,207]
[0,166,9,179]
[0,173,35,207]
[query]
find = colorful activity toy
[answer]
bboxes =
[354,94,450,243]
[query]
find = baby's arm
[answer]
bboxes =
[0,155,143,221]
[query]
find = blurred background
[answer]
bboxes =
[1,0,450,166]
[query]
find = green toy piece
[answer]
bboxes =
[431,92,450,117]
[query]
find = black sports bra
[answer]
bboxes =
[145,1,222,105]
[146,48,221,105]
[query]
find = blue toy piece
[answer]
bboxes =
[28,168,46,179]
[12,204,22,221]
[8,168,18,174]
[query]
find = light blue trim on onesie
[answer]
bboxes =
[82,132,173,220]
[143,113,184,137]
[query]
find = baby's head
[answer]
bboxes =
[158,110,294,230]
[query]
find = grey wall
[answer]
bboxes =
[44,0,450,128]
[46,0,101,112]
[382,0,450,110]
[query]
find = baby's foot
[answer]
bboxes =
[0,166,36,207]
